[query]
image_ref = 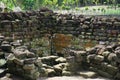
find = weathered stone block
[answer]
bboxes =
[23,64,35,70]
[102,51,110,58]
[87,54,96,63]
[115,72,120,79]
[1,43,12,52]
[55,57,66,63]
[97,70,113,78]
[79,71,98,78]
[24,58,36,64]
[53,64,62,76]
[46,68,55,77]
[100,62,108,71]
[106,65,118,76]
[34,57,42,67]
[62,71,72,76]
[94,55,104,62]
[13,58,24,66]
[107,53,117,62]
[40,56,58,66]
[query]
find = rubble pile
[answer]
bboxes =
[39,56,73,77]
[0,35,41,80]
[0,35,74,80]
[0,36,120,80]
[7,46,41,80]
[67,44,120,80]
[86,44,120,79]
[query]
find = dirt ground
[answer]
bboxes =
[13,76,110,80]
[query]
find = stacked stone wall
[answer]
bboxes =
[0,11,120,44]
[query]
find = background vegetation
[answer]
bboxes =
[0,0,120,15]
[0,0,120,10]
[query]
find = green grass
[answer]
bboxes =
[54,5,120,15]
[103,9,120,15]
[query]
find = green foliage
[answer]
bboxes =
[43,0,58,9]
[98,8,100,11]
[117,4,120,7]
[61,5,70,10]
[85,7,89,11]
[0,0,15,10]
[93,8,96,11]
[22,0,35,10]
[0,0,120,12]
[75,7,79,11]
[101,8,106,12]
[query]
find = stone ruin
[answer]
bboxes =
[86,44,120,79]
[69,44,120,79]
[0,8,120,80]
[1,35,120,80]
[0,8,120,43]
[0,35,75,80]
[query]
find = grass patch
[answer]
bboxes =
[54,5,120,15]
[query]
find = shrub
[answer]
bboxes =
[93,8,96,11]
[61,5,70,10]
[118,4,120,7]
[85,7,89,11]
[101,8,106,12]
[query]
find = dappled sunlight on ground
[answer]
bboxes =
[39,76,110,80]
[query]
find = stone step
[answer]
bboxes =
[77,71,98,78]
